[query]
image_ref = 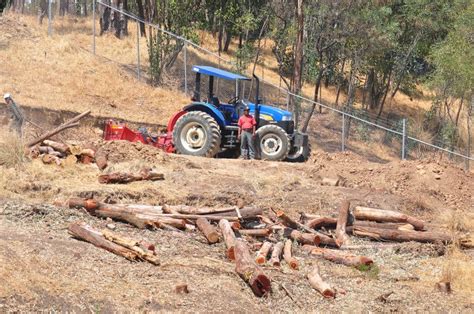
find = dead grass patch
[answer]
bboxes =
[0,134,28,168]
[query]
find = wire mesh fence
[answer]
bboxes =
[7,0,473,169]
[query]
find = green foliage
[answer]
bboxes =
[356,264,380,280]
[234,42,255,73]
[439,121,458,149]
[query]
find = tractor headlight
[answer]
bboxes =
[281,115,292,121]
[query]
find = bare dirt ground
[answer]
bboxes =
[1,12,473,313]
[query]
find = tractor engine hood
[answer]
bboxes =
[245,102,293,122]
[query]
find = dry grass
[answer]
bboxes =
[0,134,28,168]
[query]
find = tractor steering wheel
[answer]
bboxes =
[227,96,239,105]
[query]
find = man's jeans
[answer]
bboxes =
[240,131,255,159]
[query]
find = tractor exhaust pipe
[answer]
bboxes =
[253,74,261,128]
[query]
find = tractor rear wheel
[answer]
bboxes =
[173,111,221,157]
[256,125,290,161]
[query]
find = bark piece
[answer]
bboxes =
[353,206,425,231]
[269,241,284,266]
[196,218,219,244]
[256,241,273,265]
[234,239,271,297]
[98,168,164,184]
[283,240,298,270]
[321,177,340,186]
[303,245,373,267]
[335,200,351,247]
[219,219,236,260]
[27,110,90,147]
[352,226,451,244]
[307,265,335,298]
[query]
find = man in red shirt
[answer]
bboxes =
[238,106,257,159]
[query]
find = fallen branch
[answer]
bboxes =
[234,239,271,297]
[307,265,335,298]
[68,221,158,265]
[276,210,317,234]
[303,245,373,267]
[27,110,90,147]
[306,216,337,229]
[353,206,425,231]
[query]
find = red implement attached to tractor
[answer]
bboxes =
[103,110,186,154]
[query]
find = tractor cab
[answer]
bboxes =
[168,65,310,162]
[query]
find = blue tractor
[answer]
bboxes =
[169,65,310,162]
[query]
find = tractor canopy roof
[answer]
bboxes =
[192,65,250,81]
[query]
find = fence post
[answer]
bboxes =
[401,118,407,160]
[47,0,52,36]
[136,21,140,80]
[92,0,96,54]
[184,41,188,95]
[341,113,345,152]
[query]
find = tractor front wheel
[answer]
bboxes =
[256,125,290,161]
[173,111,221,157]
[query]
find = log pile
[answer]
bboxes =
[62,197,472,299]
[30,139,98,166]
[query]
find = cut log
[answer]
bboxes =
[283,239,298,270]
[43,140,70,154]
[196,218,219,244]
[237,229,271,237]
[306,216,337,229]
[352,226,452,244]
[353,206,425,231]
[234,239,271,297]
[101,229,160,265]
[98,168,164,184]
[212,206,263,219]
[79,148,95,158]
[67,198,99,211]
[42,154,61,165]
[269,241,284,266]
[290,230,321,246]
[27,110,90,147]
[164,204,238,215]
[255,241,273,265]
[307,265,335,298]
[219,219,236,260]
[95,149,108,170]
[68,221,139,262]
[353,221,410,230]
[335,200,351,247]
[303,245,373,267]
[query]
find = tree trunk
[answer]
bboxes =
[291,0,304,128]
[455,97,464,126]
[335,200,350,247]
[219,219,236,260]
[38,0,47,24]
[255,241,273,265]
[352,226,452,244]
[283,239,298,269]
[269,241,284,266]
[196,218,219,244]
[334,59,346,107]
[307,265,335,298]
[136,0,146,36]
[377,68,392,118]
[353,206,425,231]
[122,0,128,35]
[234,239,271,297]
[303,245,373,267]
